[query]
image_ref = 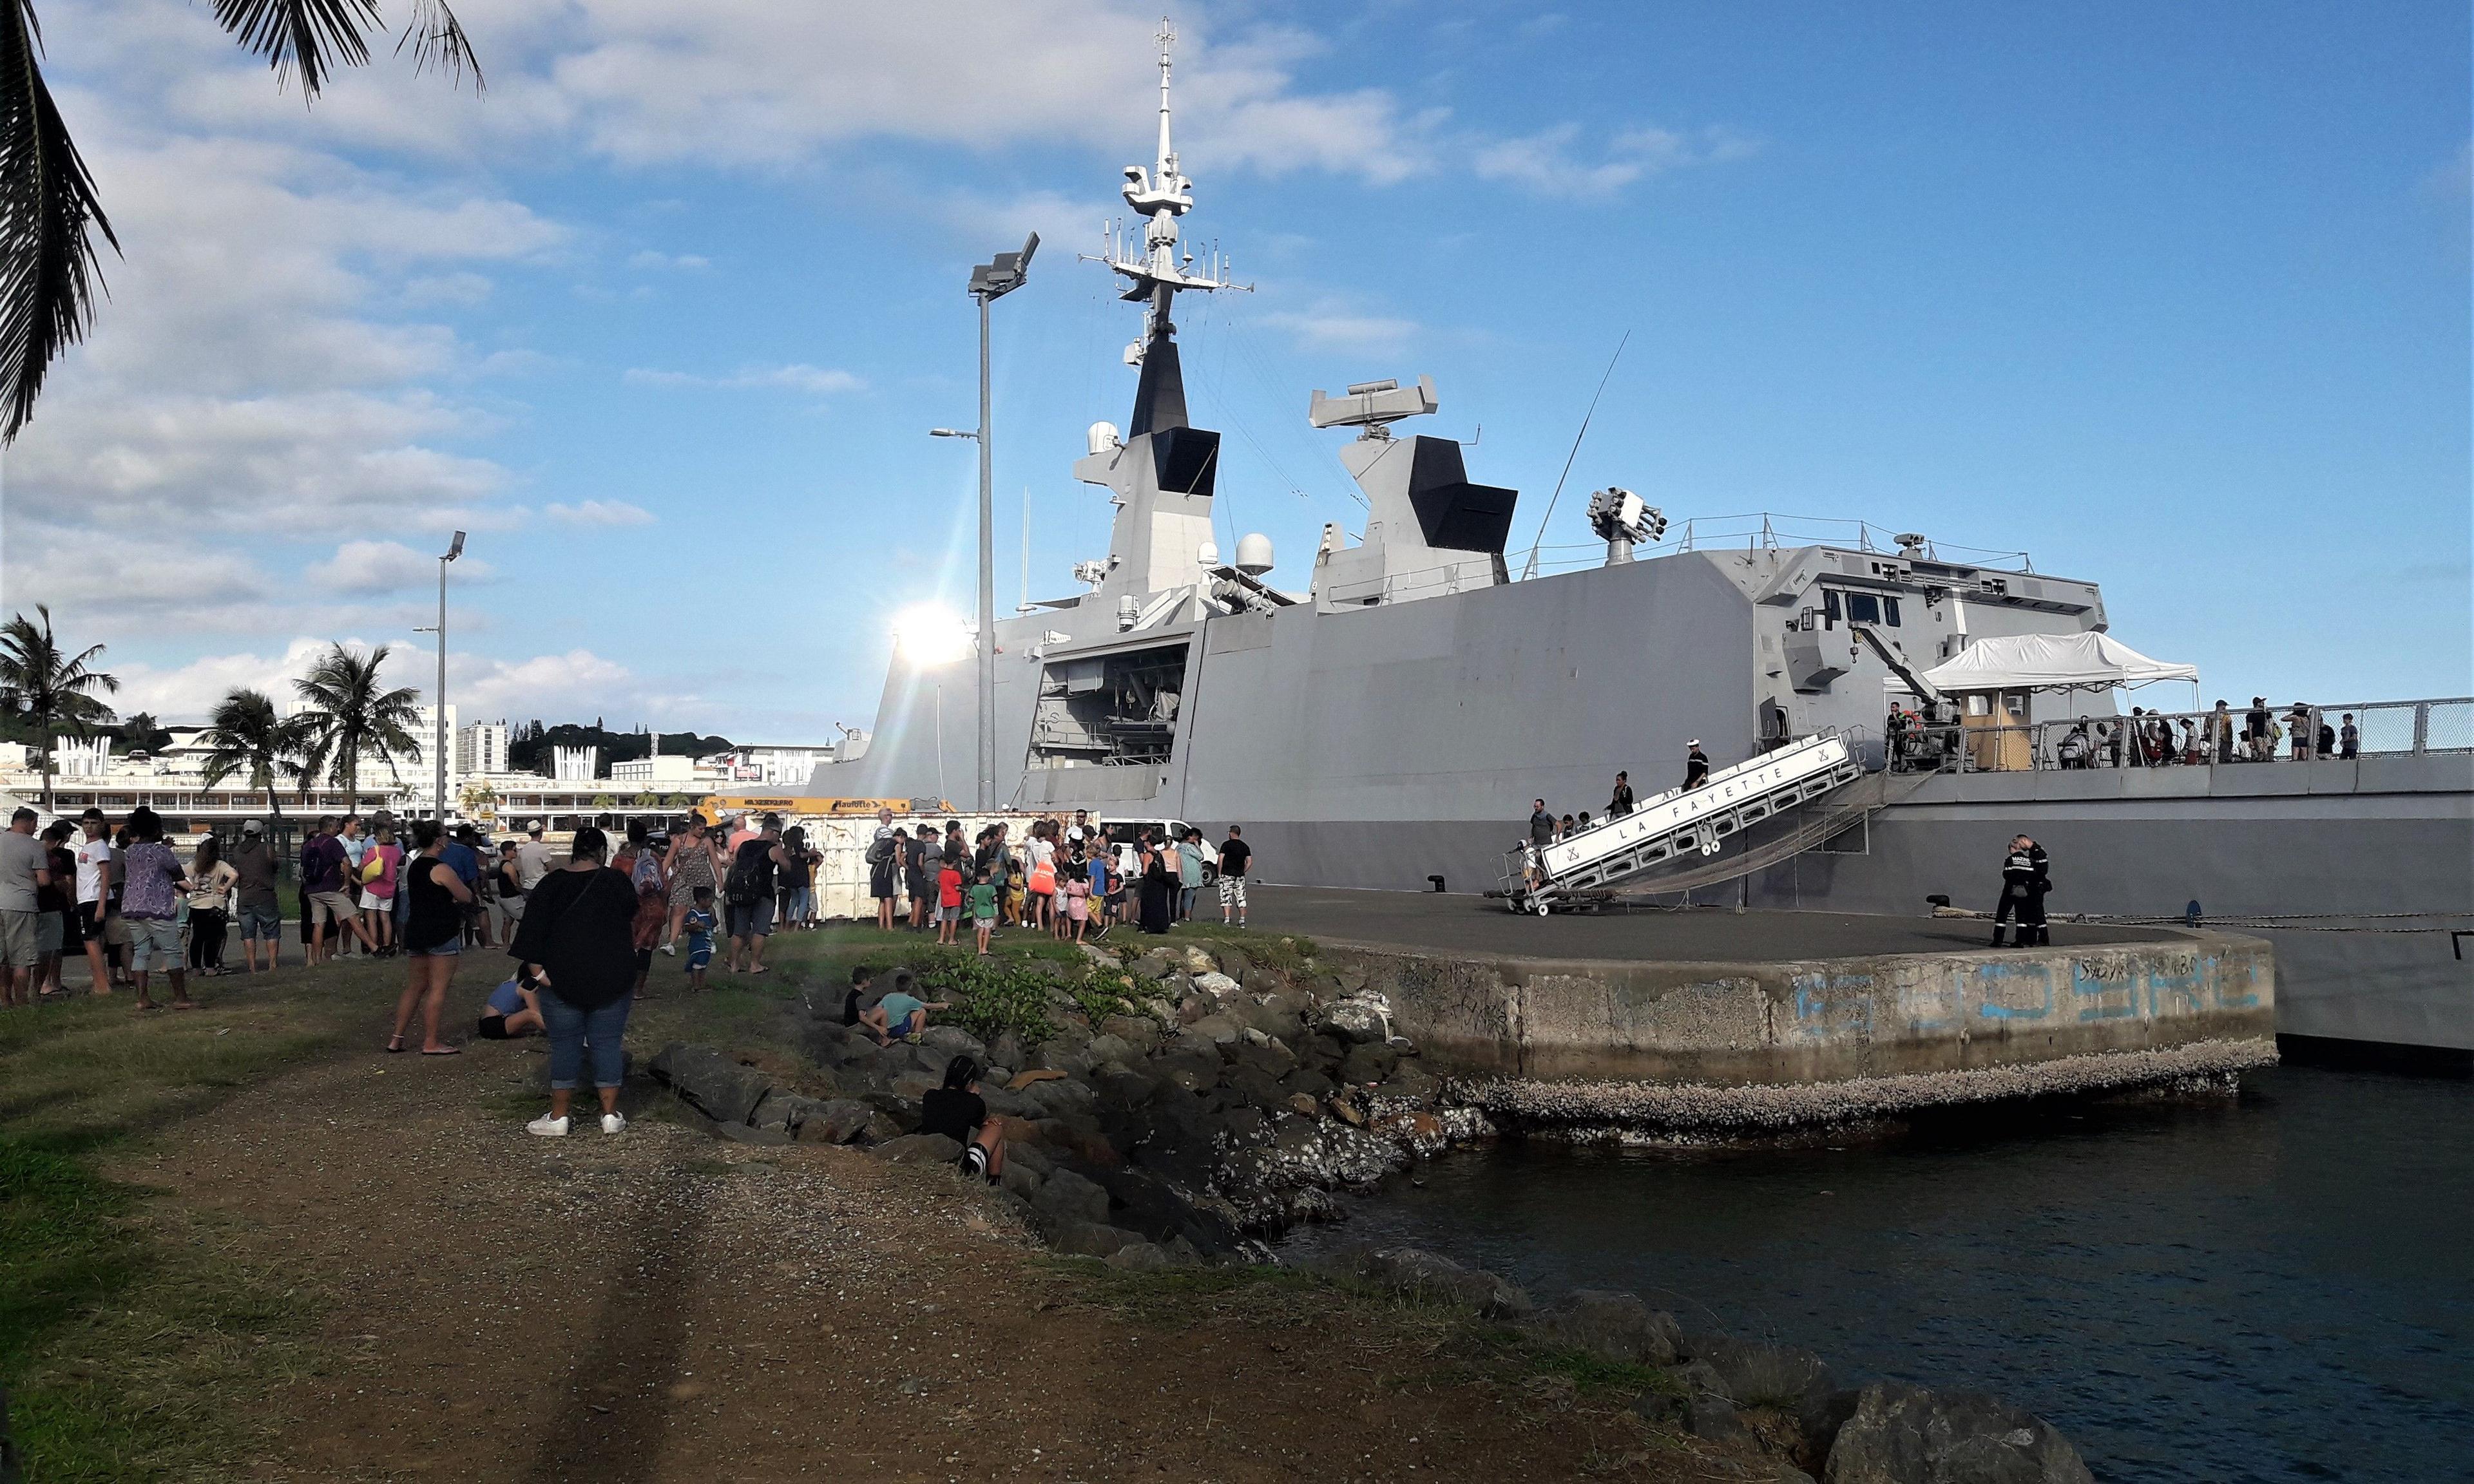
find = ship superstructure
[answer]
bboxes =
[815,30,2473,1060]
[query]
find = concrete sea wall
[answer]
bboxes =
[1328,931,2276,1086]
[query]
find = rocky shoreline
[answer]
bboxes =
[639,935,2208,1479]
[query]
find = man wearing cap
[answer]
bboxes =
[1684,740,1711,789]
[515,821,553,895]
[230,821,283,972]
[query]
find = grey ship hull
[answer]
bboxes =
[819,558,2474,1056]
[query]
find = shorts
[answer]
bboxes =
[408,935,461,958]
[104,910,131,948]
[869,864,897,900]
[938,903,960,924]
[361,889,393,912]
[57,904,84,952]
[309,890,358,927]
[475,1014,512,1040]
[686,940,713,971]
[1218,875,1249,911]
[973,914,996,929]
[0,909,39,969]
[127,917,182,971]
[36,910,65,956]
[237,904,282,942]
[727,897,774,939]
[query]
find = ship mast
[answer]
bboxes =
[1086,17,1247,366]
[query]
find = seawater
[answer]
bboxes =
[1275,1066,2472,1484]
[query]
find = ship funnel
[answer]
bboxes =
[1236,533,1274,575]
[1088,421,1122,455]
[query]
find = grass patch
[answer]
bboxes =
[0,961,398,1481]
[1159,921,1321,980]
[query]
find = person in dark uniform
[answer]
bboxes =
[1991,833,2051,947]
[1607,772,1634,817]
[1684,740,1711,789]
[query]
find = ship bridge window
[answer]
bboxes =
[1823,590,1839,628]
[1845,593,1880,625]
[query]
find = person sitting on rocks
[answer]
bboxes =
[839,964,876,1026]
[861,972,948,1044]
[920,1055,1004,1182]
[475,969,546,1040]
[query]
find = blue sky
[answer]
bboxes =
[1,1,2464,738]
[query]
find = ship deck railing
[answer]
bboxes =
[1886,696,2473,775]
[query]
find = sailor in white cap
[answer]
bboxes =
[1685,739,1711,790]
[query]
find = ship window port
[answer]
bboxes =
[1820,591,1899,627]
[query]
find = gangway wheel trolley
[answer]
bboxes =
[1500,731,1864,914]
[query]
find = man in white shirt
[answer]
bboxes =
[515,821,554,893]
[73,810,115,995]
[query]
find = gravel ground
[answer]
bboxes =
[111,1026,1759,1483]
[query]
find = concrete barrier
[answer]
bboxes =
[1328,930,2275,1086]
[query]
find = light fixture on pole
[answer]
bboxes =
[434,531,464,823]
[958,231,1037,811]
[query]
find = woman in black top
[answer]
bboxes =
[919,1056,1004,1181]
[387,821,474,1055]
[1136,832,1174,935]
[509,827,643,1137]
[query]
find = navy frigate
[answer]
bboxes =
[815,30,2473,1061]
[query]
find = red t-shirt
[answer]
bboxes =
[937,866,963,908]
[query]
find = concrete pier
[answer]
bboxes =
[1252,887,2277,1087]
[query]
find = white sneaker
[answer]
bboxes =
[600,1112,628,1135]
[526,1114,570,1137]
[661,942,675,956]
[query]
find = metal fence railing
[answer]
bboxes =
[1886,698,2473,774]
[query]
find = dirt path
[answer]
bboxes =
[114,1029,1747,1483]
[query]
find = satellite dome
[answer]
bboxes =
[1235,533,1274,575]
[1087,421,1122,455]
[1197,539,1221,567]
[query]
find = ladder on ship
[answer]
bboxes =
[1499,730,1872,915]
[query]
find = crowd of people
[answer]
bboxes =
[863,807,1255,947]
[1889,697,2366,772]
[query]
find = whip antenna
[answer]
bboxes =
[1519,330,1629,581]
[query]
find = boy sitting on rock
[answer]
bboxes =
[919,1055,1004,1182]
[860,969,948,1044]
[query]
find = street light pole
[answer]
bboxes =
[434,531,465,823]
[959,232,1037,812]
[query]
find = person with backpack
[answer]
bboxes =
[866,808,901,930]
[723,814,789,975]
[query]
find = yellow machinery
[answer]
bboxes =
[692,795,946,826]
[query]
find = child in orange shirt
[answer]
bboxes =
[935,861,964,945]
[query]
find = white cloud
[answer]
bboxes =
[623,363,867,395]
[1473,122,1758,200]
[1262,296,1417,352]
[546,499,656,527]
[305,539,499,595]
[452,649,663,721]
[628,249,710,269]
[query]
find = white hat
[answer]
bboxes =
[526,819,544,833]
[242,819,264,835]
[1688,738,1702,747]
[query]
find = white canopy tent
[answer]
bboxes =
[1920,632,2200,694]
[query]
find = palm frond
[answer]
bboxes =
[0,2,119,443]
[210,0,381,99]
[396,0,482,91]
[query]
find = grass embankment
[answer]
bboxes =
[0,917,1299,1479]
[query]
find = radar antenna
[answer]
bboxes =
[1081,16,1250,364]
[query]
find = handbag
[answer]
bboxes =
[1028,860,1056,894]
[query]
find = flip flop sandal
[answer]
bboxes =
[385,1036,408,1054]
[421,1046,462,1056]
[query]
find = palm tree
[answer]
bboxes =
[292,643,422,815]
[0,2,480,442]
[196,687,305,824]
[0,603,117,809]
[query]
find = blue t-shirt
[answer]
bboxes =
[1088,857,1109,894]
[441,841,481,886]
[682,908,715,949]
[878,991,926,1028]
[485,979,526,1016]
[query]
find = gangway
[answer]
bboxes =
[1500,730,1864,914]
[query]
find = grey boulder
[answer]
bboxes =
[647,1043,770,1126]
[794,1099,877,1145]
[1032,1168,1112,1228]
[872,1133,963,1165]
[1823,1382,2093,1484]
[1524,1290,1682,1365]
[1325,1244,1531,1320]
